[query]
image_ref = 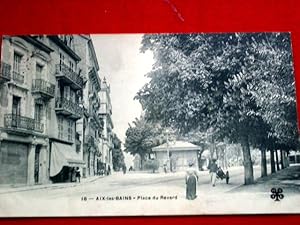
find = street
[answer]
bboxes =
[0,165,260,199]
[1,165,300,217]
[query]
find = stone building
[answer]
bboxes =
[47,35,85,183]
[0,35,90,185]
[99,78,114,172]
[152,141,200,172]
[0,36,55,185]
[73,35,103,177]
[0,35,113,185]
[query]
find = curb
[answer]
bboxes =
[0,175,105,195]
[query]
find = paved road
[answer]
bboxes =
[2,166,262,200]
[2,165,300,216]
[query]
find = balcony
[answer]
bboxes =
[32,79,55,99]
[55,98,83,120]
[0,61,11,83]
[55,64,83,90]
[84,135,100,153]
[85,135,96,146]
[13,71,24,84]
[91,112,103,130]
[4,114,44,135]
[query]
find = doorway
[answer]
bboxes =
[34,145,41,184]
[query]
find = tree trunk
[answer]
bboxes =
[280,150,284,169]
[197,149,204,170]
[140,154,145,170]
[283,151,289,168]
[241,135,254,185]
[275,149,280,171]
[210,141,216,159]
[224,146,228,169]
[270,149,276,173]
[261,148,267,177]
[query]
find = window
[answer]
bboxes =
[58,116,64,139]
[12,96,21,128]
[69,61,74,71]
[12,96,21,116]
[70,89,75,103]
[13,52,22,73]
[64,86,70,100]
[68,120,73,141]
[34,103,43,122]
[59,53,65,67]
[36,64,43,79]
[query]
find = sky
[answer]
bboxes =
[91,34,154,166]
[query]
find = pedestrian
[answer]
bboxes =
[209,159,218,187]
[185,161,198,200]
[75,167,81,183]
[122,164,127,174]
[163,163,167,173]
[107,165,111,175]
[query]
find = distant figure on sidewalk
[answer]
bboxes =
[122,165,127,174]
[107,165,111,175]
[208,159,218,187]
[163,163,167,173]
[75,167,81,183]
[185,162,198,200]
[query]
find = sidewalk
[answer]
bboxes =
[0,175,106,195]
[229,165,300,194]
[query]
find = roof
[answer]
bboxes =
[152,141,201,152]
[20,36,54,54]
[48,36,81,62]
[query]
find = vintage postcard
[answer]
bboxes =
[0,33,299,217]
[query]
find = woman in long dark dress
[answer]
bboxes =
[185,162,198,200]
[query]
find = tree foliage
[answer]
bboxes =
[135,33,297,184]
[124,116,165,166]
[111,133,125,171]
[144,159,160,173]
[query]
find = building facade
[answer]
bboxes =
[99,78,114,172]
[0,36,54,185]
[47,35,85,183]
[152,141,200,172]
[0,35,110,186]
[74,35,103,178]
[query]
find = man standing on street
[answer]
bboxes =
[209,159,218,187]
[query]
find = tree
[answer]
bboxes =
[124,116,164,168]
[111,133,125,171]
[144,159,160,173]
[136,33,297,184]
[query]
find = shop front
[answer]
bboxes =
[0,141,28,184]
[50,141,85,183]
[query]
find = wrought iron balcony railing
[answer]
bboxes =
[55,64,83,90]
[32,79,55,98]
[13,71,24,84]
[55,97,83,119]
[84,135,100,152]
[4,114,44,133]
[0,61,11,82]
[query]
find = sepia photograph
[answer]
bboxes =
[0,33,299,216]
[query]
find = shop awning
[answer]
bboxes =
[50,141,85,177]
